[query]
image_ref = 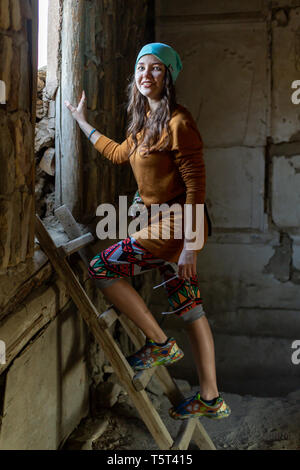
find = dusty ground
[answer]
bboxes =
[63,380,300,451]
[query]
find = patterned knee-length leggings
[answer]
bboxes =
[88,236,205,324]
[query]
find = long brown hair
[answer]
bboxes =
[126,67,177,157]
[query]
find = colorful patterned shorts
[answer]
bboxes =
[88,237,205,324]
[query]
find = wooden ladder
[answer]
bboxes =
[35,205,216,451]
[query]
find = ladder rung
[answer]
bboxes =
[132,367,157,391]
[58,232,94,257]
[171,419,197,450]
[97,307,118,329]
[103,365,114,374]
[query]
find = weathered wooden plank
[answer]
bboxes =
[0,0,37,270]
[54,205,83,239]
[0,247,50,318]
[0,273,71,374]
[132,367,157,392]
[57,0,85,218]
[192,420,216,450]
[54,205,94,267]
[0,262,52,322]
[54,81,62,211]
[58,232,94,257]
[28,0,38,259]
[97,307,118,330]
[171,419,197,450]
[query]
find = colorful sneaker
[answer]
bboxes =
[126,337,184,371]
[169,392,231,420]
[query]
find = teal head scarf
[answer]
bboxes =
[135,42,183,83]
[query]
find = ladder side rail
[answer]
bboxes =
[35,215,174,450]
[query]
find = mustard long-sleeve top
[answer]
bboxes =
[93,104,209,262]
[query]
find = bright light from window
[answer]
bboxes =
[38,0,49,68]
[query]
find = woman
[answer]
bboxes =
[65,42,230,420]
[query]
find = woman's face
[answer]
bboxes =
[135,54,166,102]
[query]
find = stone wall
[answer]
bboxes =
[155,0,300,396]
[35,66,55,218]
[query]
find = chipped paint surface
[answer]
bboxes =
[263,233,292,281]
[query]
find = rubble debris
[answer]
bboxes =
[35,66,55,219]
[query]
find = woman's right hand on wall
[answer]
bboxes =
[64,90,87,124]
[64,90,101,143]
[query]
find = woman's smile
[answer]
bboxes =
[135,54,166,105]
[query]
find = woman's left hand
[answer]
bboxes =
[177,248,197,280]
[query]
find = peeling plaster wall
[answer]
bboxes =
[155,0,300,396]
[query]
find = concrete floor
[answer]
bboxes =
[63,381,300,451]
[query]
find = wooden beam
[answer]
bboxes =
[97,307,118,330]
[0,248,50,321]
[58,232,94,257]
[192,420,216,450]
[171,419,197,450]
[0,274,71,374]
[56,0,85,218]
[132,367,157,392]
[54,205,94,267]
